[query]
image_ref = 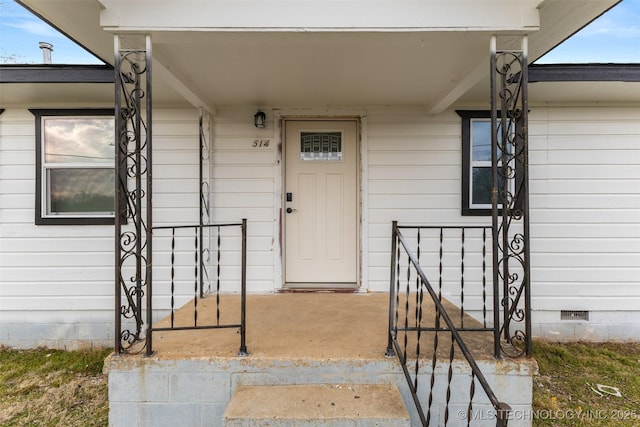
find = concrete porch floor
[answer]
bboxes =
[145,292,497,361]
[107,293,537,426]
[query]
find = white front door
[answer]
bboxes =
[284,119,358,288]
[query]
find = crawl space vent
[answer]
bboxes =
[560,310,589,321]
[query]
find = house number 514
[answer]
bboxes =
[252,139,270,148]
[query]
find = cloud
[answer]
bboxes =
[45,118,115,163]
[578,1,640,38]
[0,1,29,19]
[5,19,64,39]
[1,0,64,38]
[580,17,640,38]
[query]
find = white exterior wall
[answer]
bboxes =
[0,107,202,349]
[1,104,638,348]
[528,106,640,341]
[0,108,115,349]
[158,104,640,340]
[208,108,277,292]
[365,108,486,291]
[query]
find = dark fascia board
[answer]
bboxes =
[529,64,640,83]
[0,64,114,83]
[2,61,638,86]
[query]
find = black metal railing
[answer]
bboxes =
[148,220,248,356]
[387,222,510,426]
[114,35,152,355]
[491,36,532,358]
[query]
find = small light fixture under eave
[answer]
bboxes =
[254,110,266,128]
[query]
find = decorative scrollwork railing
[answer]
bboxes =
[490,36,531,358]
[114,35,153,354]
[199,109,212,298]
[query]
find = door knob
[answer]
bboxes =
[286,207,297,214]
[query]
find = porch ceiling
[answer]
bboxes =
[148,30,493,109]
[18,0,619,111]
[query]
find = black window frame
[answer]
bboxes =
[457,110,522,216]
[31,108,119,225]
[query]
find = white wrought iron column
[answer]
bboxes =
[114,34,153,355]
[199,109,212,298]
[490,35,532,358]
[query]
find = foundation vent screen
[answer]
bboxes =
[560,310,589,321]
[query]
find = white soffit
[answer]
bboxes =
[148,30,494,107]
[18,0,619,110]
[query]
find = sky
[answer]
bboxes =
[536,0,640,64]
[0,0,639,65]
[0,0,104,64]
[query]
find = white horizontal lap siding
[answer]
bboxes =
[152,109,201,226]
[528,107,640,314]
[365,108,492,292]
[129,108,204,310]
[0,109,113,304]
[150,109,199,307]
[207,108,276,293]
[143,109,259,305]
[0,109,111,347]
[0,107,206,347]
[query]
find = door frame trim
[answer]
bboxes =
[279,115,363,290]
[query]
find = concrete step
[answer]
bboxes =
[222,384,411,427]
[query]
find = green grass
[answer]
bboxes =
[0,347,112,427]
[532,341,640,426]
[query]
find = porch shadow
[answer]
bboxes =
[146,292,496,361]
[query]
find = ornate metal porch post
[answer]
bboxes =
[490,36,532,358]
[199,109,212,298]
[114,35,153,355]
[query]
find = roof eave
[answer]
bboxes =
[0,64,114,84]
[529,64,640,83]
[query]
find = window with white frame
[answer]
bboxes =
[31,109,116,225]
[457,110,517,216]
